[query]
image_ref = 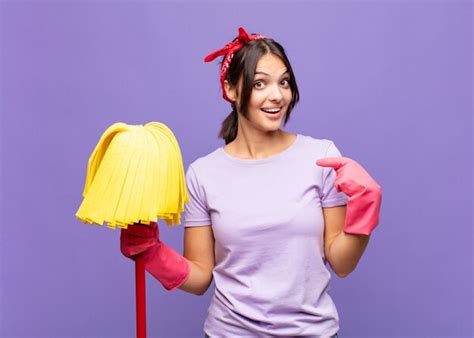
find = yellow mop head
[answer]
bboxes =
[75,122,189,229]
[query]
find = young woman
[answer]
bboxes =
[121,27,382,338]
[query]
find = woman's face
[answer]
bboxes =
[238,53,293,132]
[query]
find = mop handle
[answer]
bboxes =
[136,257,147,338]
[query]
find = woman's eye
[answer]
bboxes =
[253,79,290,89]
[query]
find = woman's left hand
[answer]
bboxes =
[316,156,382,235]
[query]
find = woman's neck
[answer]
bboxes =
[224,130,296,160]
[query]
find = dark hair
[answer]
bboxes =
[217,37,300,144]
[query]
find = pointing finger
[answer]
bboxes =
[316,157,344,169]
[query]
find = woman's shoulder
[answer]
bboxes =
[298,133,336,150]
[187,146,223,173]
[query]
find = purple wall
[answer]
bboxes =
[1,1,472,337]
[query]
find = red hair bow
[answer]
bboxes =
[204,27,266,103]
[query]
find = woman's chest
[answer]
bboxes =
[204,167,324,244]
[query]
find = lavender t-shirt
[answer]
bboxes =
[183,134,348,337]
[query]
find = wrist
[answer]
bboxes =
[343,189,381,236]
[143,241,190,291]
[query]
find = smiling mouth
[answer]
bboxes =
[261,107,282,114]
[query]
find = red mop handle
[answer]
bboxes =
[135,256,146,338]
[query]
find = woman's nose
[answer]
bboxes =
[268,84,283,102]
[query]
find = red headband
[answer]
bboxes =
[204,27,266,103]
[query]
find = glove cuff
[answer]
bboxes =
[343,187,382,236]
[142,242,190,291]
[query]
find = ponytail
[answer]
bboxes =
[218,106,238,145]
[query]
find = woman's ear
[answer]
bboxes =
[224,80,237,102]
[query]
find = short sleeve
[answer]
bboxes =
[320,141,349,208]
[182,165,212,227]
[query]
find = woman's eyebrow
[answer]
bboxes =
[255,70,290,77]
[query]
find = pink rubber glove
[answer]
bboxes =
[120,222,190,291]
[316,157,382,236]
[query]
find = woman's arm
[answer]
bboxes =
[179,225,215,295]
[323,205,370,277]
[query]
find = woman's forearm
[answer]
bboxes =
[178,259,213,296]
[327,232,370,277]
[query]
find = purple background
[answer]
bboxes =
[1,1,472,337]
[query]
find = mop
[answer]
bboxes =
[76,122,189,338]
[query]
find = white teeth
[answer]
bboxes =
[262,108,281,113]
